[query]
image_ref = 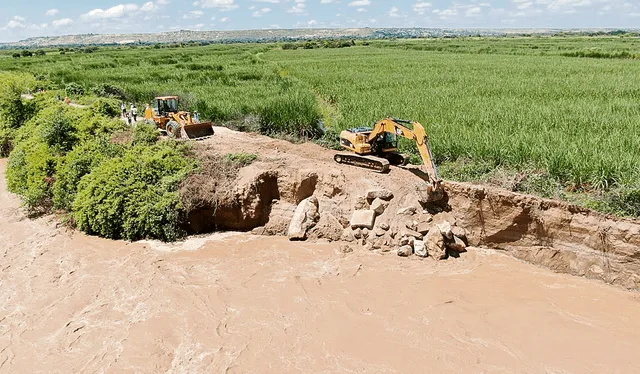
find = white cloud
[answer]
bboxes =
[140,2,156,11]
[348,0,370,6]
[200,0,238,10]
[466,6,481,15]
[544,0,592,12]
[252,7,272,17]
[254,0,281,3]
[6,20,25,29]
[45,9,59,16]
[52,18,74,28]
[413,2,432,15]
[81,4,139,21]
[220,17,229,22]
[183,10,204,19]
[388,6,401,17]
[357,7,367,11]
[157,0,170,3]
[320,0,337,3]
[287,1,307,14]
[13,16,26,22]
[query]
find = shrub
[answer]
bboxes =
[0,122,14,157]
[53,137,123,210]
[73,143,197,241]
[65,82,85,96]
[132,122,159,145]
[6,139,58,212]
[91,83,127,100]
[91,98,120,118]
[40,111,78,152]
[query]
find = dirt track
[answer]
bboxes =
[3,148,640,371]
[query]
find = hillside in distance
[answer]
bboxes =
[1,27,636,49]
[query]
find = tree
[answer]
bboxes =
[20,50,33,57]
[35,50,46,57]
[12,53,20,58]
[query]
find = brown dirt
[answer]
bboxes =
[2,158,640,372]
[196,127,640,291]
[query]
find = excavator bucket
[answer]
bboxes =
[178,122,215,140]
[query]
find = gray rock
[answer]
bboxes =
[379,222,390,231]
[353,228,363,239]
[350,210,376,230]
[414,239,427,257]
[447,235,467,252]
[417,222,431,235]
[437,221,454,240]
[362,228,370,238]
[307,213,343,241]
[370,198,389,215]
[287,196,320,240]
[426,226,446,260]
[397,206,417,216]
[405,221,418,231]
[366,189,394,201]
[397,245,413,257]
[451,226,467,241]
[402,228,423,240]
[399,236,410,246]
[341,227,356,242]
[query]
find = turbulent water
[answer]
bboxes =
[2,159,640,373]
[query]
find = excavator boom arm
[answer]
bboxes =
[367,118,440,183]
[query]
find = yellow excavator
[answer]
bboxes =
[334,118,443,200]
[145,96,214,140]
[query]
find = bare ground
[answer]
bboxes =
[2,129,640,372]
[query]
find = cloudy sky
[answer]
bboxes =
[0,0,637,42]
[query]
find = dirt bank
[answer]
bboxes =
[192,127,640,290]
[2,159,640,372]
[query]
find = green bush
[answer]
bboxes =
[53,137,123,210]
[40,111,78,152]
[65,82,84,96]
[6,139,58,212]
[132,122,159,145]
[0,122,14,156]
[73,142,197,241]
[91,83,126,100]
[91,98,121,118]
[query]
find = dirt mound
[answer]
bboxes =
[198,127,640,290]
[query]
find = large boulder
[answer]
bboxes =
[397,206,417,216]
[397,245,413,257]
[417,222,431,236]
[370,198,389,215]
[437,221,454,240]
[414,239,427,257]
[350,209,376,230]
[426,226,446,260]
[287,196,320,240]
[366,189,394,201]
[307,213,343,241]
[447,236,467,252]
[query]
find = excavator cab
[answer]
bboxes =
[155,97,178,116]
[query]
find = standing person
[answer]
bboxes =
[144,104,153,123]
[132,106,138,122]
[193,110,200,123]
[130,103,134,114]
[126,111,132,125]
[121,102,126,117]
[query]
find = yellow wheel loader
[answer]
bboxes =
[145,96,214,140]
[335,118,444,201]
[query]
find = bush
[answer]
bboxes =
[6,139,58,212]
[132,122,159,145]
[40,111,78,152]
[73,143,197,241]
[91,83,127,100]
[0,123,13,156]
[91,98,120,118]
[65,82,85,96]
[53,137,123,210]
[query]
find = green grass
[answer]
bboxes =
[2,37,640,216]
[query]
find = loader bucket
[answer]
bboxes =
[179,122,215,140]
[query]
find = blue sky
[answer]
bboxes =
[1,0,638,42]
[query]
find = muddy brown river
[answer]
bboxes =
[1,159,640,373]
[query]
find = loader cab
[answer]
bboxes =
[155,96,179,115]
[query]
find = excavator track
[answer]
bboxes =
[334,153,390,173]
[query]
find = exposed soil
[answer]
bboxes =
[2,127,640,372]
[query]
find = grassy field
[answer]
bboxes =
[2,36,639,215]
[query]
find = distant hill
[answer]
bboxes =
[0,28,636,49]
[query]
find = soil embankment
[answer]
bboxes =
[2,158,640,372]
[194,127,640,290]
